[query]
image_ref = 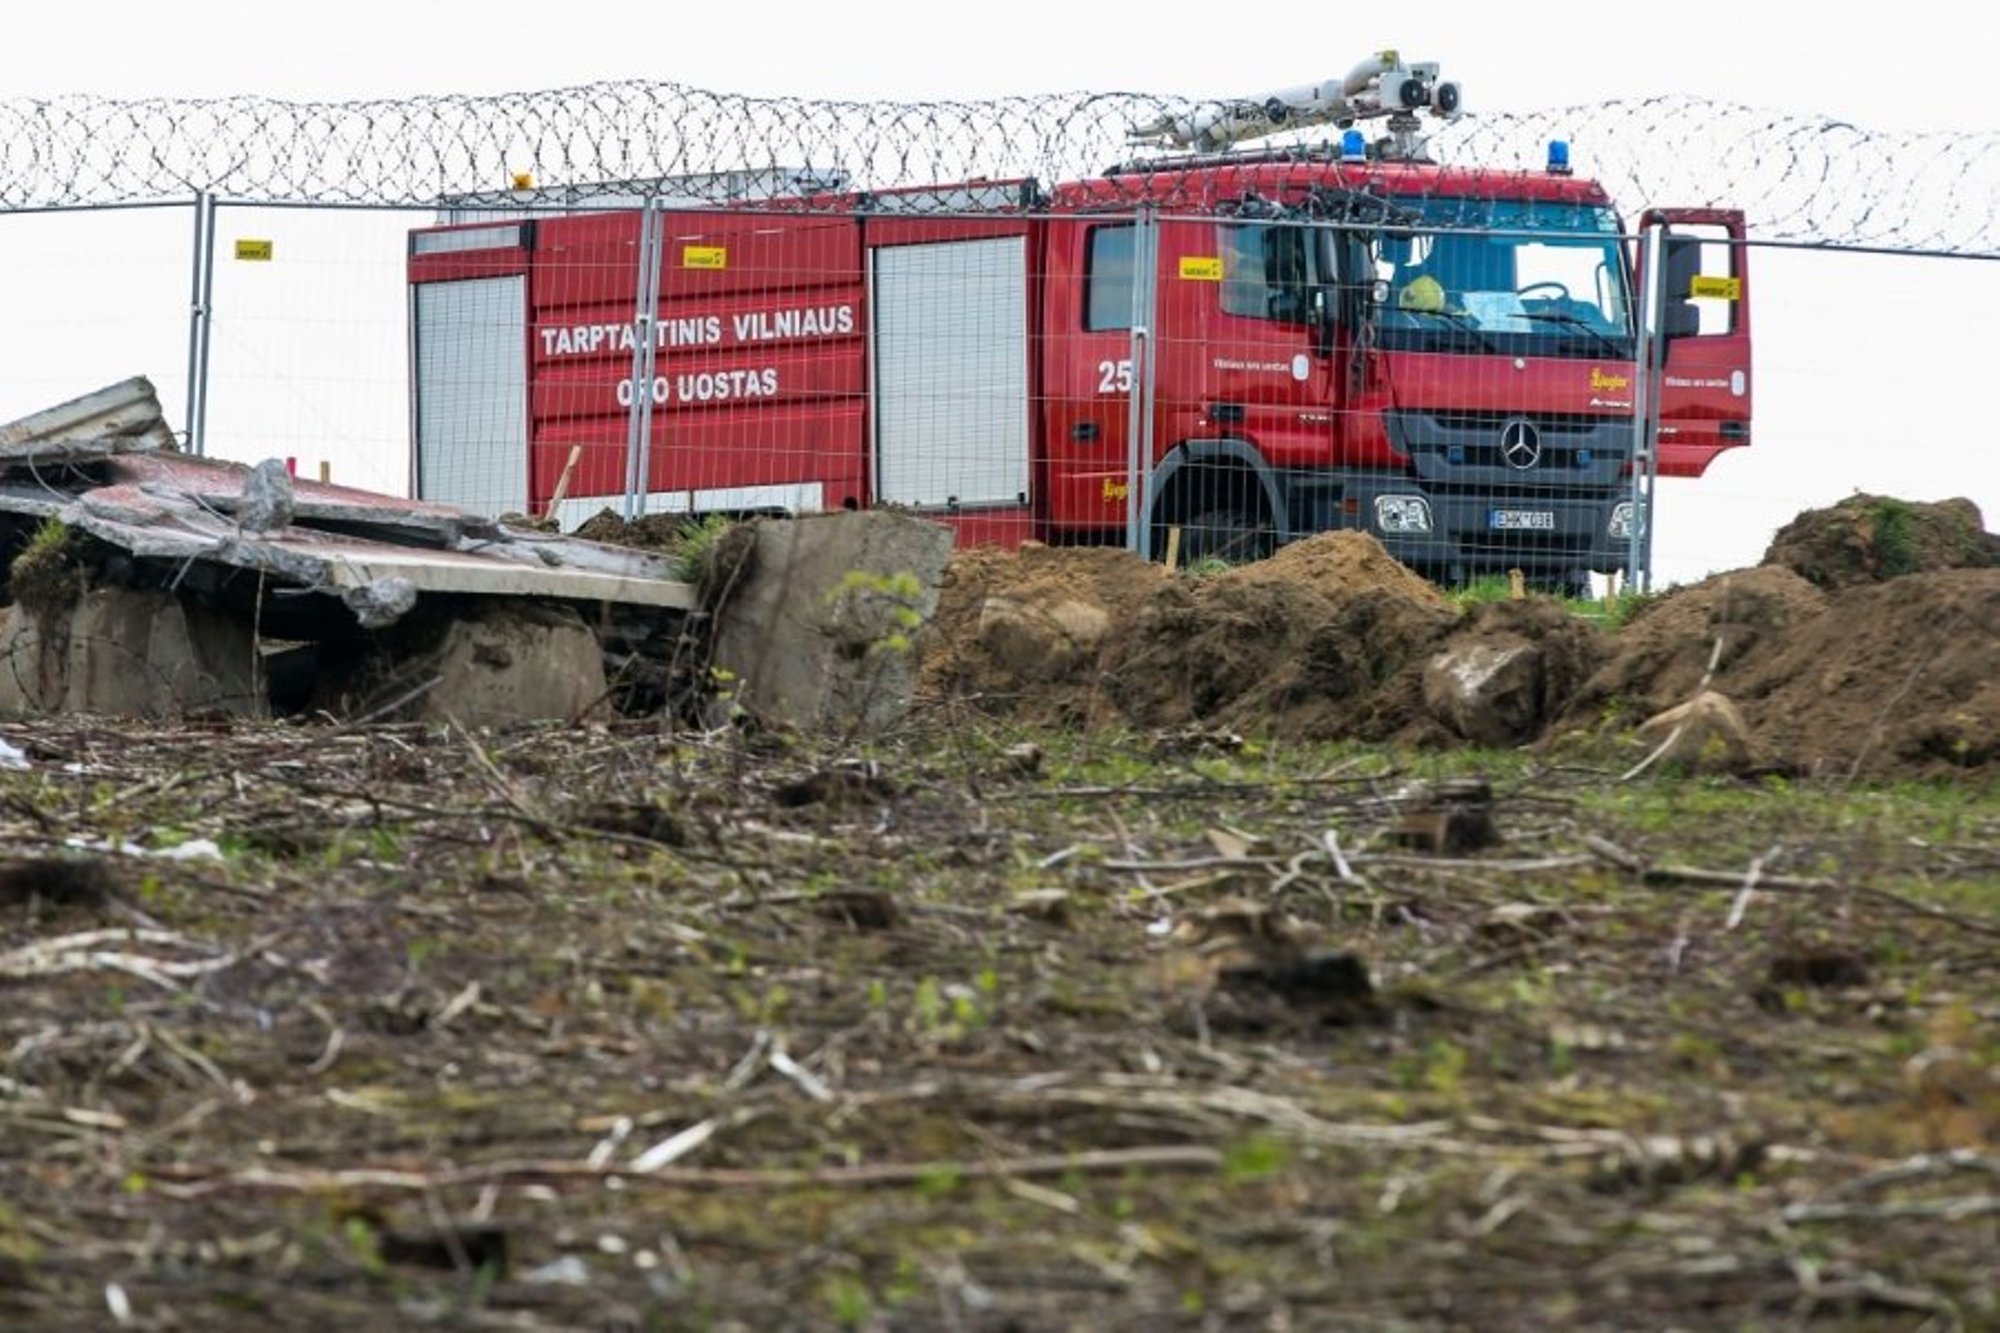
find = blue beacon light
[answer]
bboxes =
[1546,140,1572,175]
[1340,128,1367,163]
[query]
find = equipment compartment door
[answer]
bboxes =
[872,237,1030,508]
[411,274,528,516]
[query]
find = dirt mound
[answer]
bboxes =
[570,508,694,550]
[918,543,1173,727]
[920,532,1460,737]
[1743,569,1999,776]
[1102,570,1457,739]
[915,502,1997,780]
[1763,494,1996,589]
[1563,562,1998,778]
[1565,565,1831,722]
[1218,529,1449,605]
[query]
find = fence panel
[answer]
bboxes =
[0,204,194,433]
[1647,241,2000,588]
[199,203,427,497]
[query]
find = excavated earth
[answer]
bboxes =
[917,495,2000,783]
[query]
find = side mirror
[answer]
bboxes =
[1661,233,1702,339]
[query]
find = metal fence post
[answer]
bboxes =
[1125,205,1158,557]
[622,198,665,521]
[1629,223,1666,593]
[183,192,217,455]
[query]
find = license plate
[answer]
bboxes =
[1489,509,1556,531]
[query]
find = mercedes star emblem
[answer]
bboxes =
[1499,419,1542,470]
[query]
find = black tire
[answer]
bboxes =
[1176,504,1276,566]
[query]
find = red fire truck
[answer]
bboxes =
[407,52,1749,590]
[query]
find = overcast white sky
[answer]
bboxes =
[6,0,1997,586]
[3,0,1983,126]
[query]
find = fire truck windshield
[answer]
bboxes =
[1370,198,1634,358]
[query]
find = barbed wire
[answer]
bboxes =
[2,84,1995,255]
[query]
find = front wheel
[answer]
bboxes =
[1175,504,1276,566]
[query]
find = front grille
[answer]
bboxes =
[1427,480,1610,501]
[1387,409,1632,488]
[1423,441,1613,472]
[1425,411,1611,437]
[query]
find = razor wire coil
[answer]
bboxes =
[2,85,1996,255]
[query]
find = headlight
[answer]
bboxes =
[1608,501,1645,540]
[1374,495,1433,534]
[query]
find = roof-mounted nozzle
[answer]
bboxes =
[1126,50,1464,160]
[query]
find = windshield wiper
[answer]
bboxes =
[1400,307,1501,354]
[1518,309,1628,359]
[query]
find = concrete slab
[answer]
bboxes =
[0,376,176,461]
[0,449,694,627]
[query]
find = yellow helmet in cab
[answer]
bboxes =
[1398,274,1446,313]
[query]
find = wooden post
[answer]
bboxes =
[1508,567,1526,600]
[544,445,584,519]
[1164,525,1182,570]
[317,460,331,484]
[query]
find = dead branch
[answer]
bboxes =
[1582,835,2000,937]
[147,1143,1224,1199]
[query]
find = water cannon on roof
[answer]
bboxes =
[1127,50,1463,160]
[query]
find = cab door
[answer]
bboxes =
[1641,208,1753,477]
[1192,215,1341,476]
[1039,216,1145,536]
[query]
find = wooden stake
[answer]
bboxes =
[1164,525,1182,570]
[317,460,331,484]
[1508,567,1526,600]
[545,445,584,519]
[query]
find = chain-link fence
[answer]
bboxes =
[4,83,1996,591]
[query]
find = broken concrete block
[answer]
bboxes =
[396,603,607,727]
[1422,637,1548,747]
[0,586,260,718]
[1635,690,1757,774]
[712,511,955,735]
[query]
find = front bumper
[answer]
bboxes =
[1282,471,1637,579]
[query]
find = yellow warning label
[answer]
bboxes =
[234,239,274,262]
[683,245,728,270]
[1689,274,1741,301]
[1180,256,1224,282]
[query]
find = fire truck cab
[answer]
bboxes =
[1035,155,1750,583]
